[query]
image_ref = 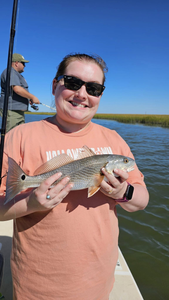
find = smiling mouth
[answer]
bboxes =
[69,101,88,108]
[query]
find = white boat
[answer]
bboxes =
[0,220,143,299]
[110,248,144,300]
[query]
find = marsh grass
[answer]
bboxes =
[94,114,169,128]
[26,112,169,128]
[26,112,55,115]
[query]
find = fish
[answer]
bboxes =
[5,146,135,204]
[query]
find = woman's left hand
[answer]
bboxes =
[100,168,129,200]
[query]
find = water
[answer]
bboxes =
[5,115,169,299]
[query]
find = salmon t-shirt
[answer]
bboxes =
[0,118,146,300]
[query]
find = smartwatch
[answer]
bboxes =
[116,183,134,202]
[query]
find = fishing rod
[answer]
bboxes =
[40,102,56,111]
[31,103,56,111]
[0,0,18,185]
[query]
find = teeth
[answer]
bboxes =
[71,101,86,108]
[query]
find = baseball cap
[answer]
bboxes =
[12,53,29,63]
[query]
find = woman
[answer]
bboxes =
[0,53,149,300]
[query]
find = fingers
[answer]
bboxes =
[28,172,74,211]
[31,96,40,104]
[113,169,129,183]
[45,176,73,206]
[100,168,128,199]
[101,168,129,186]
[39,172,63,194]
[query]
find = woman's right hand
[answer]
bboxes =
[27,172,74,211]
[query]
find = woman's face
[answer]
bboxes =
[52,59,104,130]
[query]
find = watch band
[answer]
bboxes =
[116,182,134,203]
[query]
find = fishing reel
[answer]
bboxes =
[31,104,39,111]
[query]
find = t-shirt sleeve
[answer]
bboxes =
[120,141,146,187]
[0,127,22,195]
[106,129,146,187]
[10,68,21,87]
[0,152,8,195]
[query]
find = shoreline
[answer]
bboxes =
[26,112,169,128]
[94,114,169,128]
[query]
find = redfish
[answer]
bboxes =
[5,146,135,204]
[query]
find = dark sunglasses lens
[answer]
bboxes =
[64,77,82,91]
[63,76,104,96]
[86,83,103,96]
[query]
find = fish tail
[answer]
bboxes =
[4,157,27,204]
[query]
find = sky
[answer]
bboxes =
[0,0,169,114]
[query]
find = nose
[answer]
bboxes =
[75,84,87,100]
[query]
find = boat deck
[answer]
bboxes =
[0,220,143,299]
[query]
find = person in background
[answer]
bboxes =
[0,53,40,132]
[0,53,149,300]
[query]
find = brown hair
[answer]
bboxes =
[54,53,108,84]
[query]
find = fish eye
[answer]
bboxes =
[21,174,26,181]
[123,158,129,164]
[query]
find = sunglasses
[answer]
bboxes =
[19,61,25,66]
[57,75,105,97]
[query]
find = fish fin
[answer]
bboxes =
[33,154,74,175]
[87,173,104,197]
[88,186,101,197]
[5,157,26,204]
[77,145,95,160]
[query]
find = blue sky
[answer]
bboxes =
[1,0,169,114]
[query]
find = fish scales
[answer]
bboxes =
[22,155,110,189]
[54,154,110,189]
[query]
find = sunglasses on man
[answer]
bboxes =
[19,61,25,67]
[57,75,105,97]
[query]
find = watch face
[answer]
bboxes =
[126,184,134,200]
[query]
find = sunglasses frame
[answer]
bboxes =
[19,61,25,66]
[57,75,105,97]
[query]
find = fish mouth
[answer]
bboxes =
[126,166,135,172]
[69,101,88,108]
